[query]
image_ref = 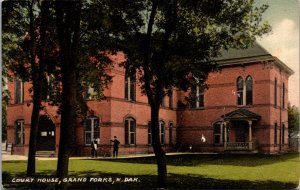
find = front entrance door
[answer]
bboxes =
[37,115,55,151]
[235,127,246,142]
[233,121,248,142]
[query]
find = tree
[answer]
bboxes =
[26,0,51,176]
[2,0,53,176]
[54,0,82,178]
[120,0,271,187]
[3,0,130,178]
[54,0,134,177]
[288,104,300,138]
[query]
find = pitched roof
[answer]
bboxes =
[217,42,270,60]
[222,108,261,120]
[214,42,294,75]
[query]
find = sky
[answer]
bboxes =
[255,0,299,107]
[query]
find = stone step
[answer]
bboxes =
[36,151,56,157]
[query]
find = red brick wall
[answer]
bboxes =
[6,60,291,156]
[177,62,290,153]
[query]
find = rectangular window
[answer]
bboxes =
[282,83,285,109]
[15,120,25,145]
[191,84,204,109]
[147,121,165,145]
[168,91,173,109]
[84,86,95,100]
[129,120,135,145]
[160,122,165,145]
[125,69,136,101]
[85,117,100,145]
[274,123,277,145]
[161,96,165,107]
[274,79,277,107]
[282,124,285,145]
[125,120,129,144]
[169,122,173,145]
[148,121,152,145]
[214,123,222,145]
[15,79,24,104]
[125,118,136,145]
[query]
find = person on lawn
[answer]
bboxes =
[91,139,98,158]
[110,136,120,158]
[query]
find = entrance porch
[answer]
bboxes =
[220,109,261,151]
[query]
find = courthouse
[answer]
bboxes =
[6,43,293,156]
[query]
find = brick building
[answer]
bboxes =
[6,43,294,156]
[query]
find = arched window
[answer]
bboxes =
[246,76,253,105]
[14,79,24,104]
[125,68,136,101]
[237,77,244,105]
[237,76,253,106]
[84,116,100,145]
[125,117,136,145]
[15,119,25,145]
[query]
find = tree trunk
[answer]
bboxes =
[151,104,167,188]
[27,1,49,177]
[55,1,81,178]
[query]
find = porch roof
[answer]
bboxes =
[222,108,261,121]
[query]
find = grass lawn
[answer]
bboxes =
[2,153,300,189]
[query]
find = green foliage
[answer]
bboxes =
[121,0,271,101]
[288,104,300,137]
[2,1,135,118]
[2,88,10,141]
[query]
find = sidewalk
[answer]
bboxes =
[2,152,216,161]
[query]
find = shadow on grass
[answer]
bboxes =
[2,160,28,164]
[2,171,297,190]
[101,153,299,167]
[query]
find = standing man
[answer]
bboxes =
[91,139,98,158]
[110,136,120,158]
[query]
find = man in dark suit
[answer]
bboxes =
[110,136,120,158]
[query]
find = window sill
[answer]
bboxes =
[10,103,25,106]
[124,144,136,147]
[190,107,205,110]
[213,144,223,146]
[237,105,253,108]
[124,99,136,103]
[274,106,286,110]
[14,144,24,147]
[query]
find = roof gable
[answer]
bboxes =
[222,109,261,120]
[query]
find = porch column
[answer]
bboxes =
[248,120,253,150]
